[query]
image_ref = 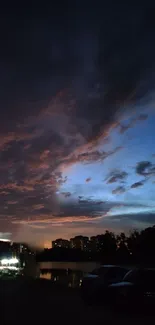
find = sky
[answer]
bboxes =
[1,2,155,248]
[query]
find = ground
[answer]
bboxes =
[1,278,155,324]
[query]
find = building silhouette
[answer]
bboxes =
[52,238,70,249]
[70,236,90,251]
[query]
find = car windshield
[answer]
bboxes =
[90,267,108,276]
[123,269,155,284]
[123,270,137,282]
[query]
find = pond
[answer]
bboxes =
[38,261,100,287]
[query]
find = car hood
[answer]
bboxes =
[110,281,133,287]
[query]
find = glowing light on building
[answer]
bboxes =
[0,266,18,270]
[1,258,19,265]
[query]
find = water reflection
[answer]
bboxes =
[40,269,83,288]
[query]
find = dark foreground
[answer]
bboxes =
[1,278,155,325]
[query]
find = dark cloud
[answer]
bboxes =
[1,3,154,126]
[7,200,150,226]
[106,170,128,184]
[108,213,155,226]
[136,161,155,176]
[112,186,126,194]
[62,146,123,167]
[138,114,148,121]
[0,3,154,243]
[118,113,148,134]
[131,181,144,189]
[136,161,152,175]
[61,192,72,198]
[86,178,91,183]
[112,186,126,195]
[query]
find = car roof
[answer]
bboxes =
[133,267,155,271]
[100,265,126,268]
[100,265,116,268]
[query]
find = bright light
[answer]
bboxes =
[1,258,19,265]
[0,266,19,270]
[10,258,19,264]
[1,259,8,265]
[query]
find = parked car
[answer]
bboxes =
[109,268,155,309]
[80,264,129,304]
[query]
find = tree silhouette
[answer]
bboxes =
[97,231,117,262]
[138,226,155,265]
[116,232,130,263]
[37,225,155,266]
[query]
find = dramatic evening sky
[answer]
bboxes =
[1,2,155,247]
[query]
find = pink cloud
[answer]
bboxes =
[0,183,34,192]
[7,201,18,205]
[32,204,45,210]
[11,214,105,226]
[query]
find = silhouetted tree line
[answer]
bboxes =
[37,225,155,266]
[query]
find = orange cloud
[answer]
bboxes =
[23,144,31,150]
[7,201,18,205]
[28,160,49,170]
[11,214,105,226]
[0,133,15,149]
[40,150,50,161]
[24,177,49,186]
[32,204,45,210]
[0,183,34,192]
[0,191,10,195]
[0,129,43,150]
